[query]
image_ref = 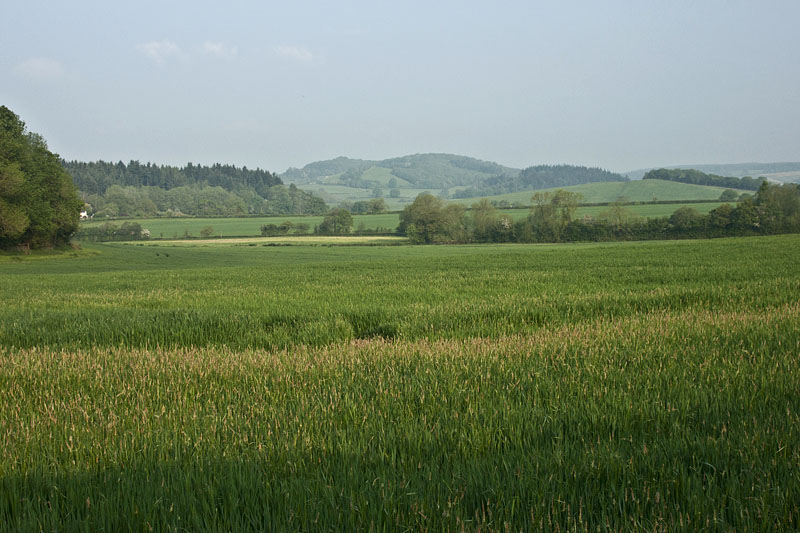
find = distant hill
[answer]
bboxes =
[643,168,765,191]
[452,164,626,199]
[282,153,520,189]
[625,162,800,183]
[282,154,629,208]
[452,179,748,206]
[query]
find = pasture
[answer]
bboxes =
[1,235,798,530]
[452,179,746,205]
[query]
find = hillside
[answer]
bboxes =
[451,179,750,206]
[282,153,519,189]
[643,168,764,191]
[282,154,627,208]
[626,162,800,183]
[452,164,626,198]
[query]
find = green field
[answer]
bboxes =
[79,213,401,239]
[1,236,799,529]
[80,201,726,240]
[453,179,747,205]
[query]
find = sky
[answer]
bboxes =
[2,0,799,174]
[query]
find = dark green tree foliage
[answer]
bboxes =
[65,160,327,217]
[64,160,281,195]
[0,106,82,249]
[74,221,148,242]
[454,165,626,198]
[398,193,469,244]
[349,198,387,215]
[316,209,353,235]
[644,168,765,191]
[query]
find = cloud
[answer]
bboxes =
[274,45,314,63]
[14,58,65,81]
[136,40,181,65]
[203,41,238,59]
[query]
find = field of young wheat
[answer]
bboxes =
[1,235,798,530]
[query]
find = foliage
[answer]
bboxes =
[67,160,327,217]
[261,221,305,236]
[400,183,800,244]
[644,167,765,190]
[0,106,82,249]
[65,159,282,196]
[398,193,468,244]
[316,208,353,235]
[349,197,388,214]
[454,164,626,198]
[73,221,149,242]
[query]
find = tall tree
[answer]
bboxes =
[0,106,82,249]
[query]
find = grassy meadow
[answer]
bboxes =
[1,235,799,530]
[452,179,745,206]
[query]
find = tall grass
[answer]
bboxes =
[1,236,797,350]
[1,307,798,530]
[1,235,799,529]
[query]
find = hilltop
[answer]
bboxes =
[281,153,626,208]
[625,162,800,183]
[282,153,519,189]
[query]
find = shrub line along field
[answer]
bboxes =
[78,201,726,239]
[1,235,798,529]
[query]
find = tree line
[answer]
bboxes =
[84,182,327,218]
[399,182,800,244]
[453,164,627,199]
[643,168,765,191]
[64,160,282,195]
[66,160,328,217]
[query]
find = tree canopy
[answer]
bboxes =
[643,168,765,191]
[1,106,82,249]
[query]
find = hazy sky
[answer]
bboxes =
[2,1,799,174]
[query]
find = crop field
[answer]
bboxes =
[1,235,799,530]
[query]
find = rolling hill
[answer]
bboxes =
[625,162,800,183]
[282,154,626,208]
[282,153,519,189]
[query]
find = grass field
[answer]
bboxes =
[79,202,727,240]
[1,236,798,529]
[453,179,747,205]
[79,213,401,239]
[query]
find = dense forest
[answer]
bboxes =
[64,160,327,217]
[1,106,82,250]
[401,182,800,244]
[453,165,627,198]
[643,168,765,191]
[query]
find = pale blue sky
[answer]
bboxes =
[2,1,799,173]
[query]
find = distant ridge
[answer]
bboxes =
[281,153,627,207]
[625,162,800,182]
[282,153,520,190]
